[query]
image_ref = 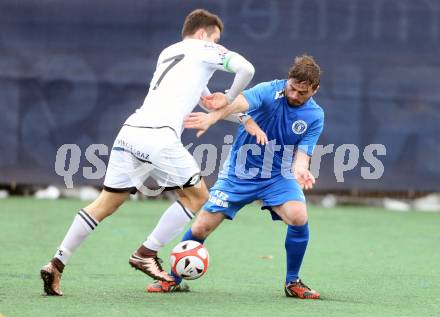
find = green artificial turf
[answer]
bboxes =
[0,197,439,317]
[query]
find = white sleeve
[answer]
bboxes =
[201,44,255,103]
[198,87,248,124]
[223,53,255,103]
[200,43,232,71]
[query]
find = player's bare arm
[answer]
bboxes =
[292,151,315,190]
[192,93,249,125]
[185,94,268,145]
[203,53,255,110]
[197,89,268,145]
[241,118,268,145]
[198,87,249,124]
[184,93,249,136]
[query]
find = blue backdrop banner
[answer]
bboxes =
[0,0,439,191]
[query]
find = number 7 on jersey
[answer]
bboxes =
[153,54,185,90]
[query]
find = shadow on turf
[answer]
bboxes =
[317,295,368,304]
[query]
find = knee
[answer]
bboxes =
[197,189,209,206]
[109,198,125,212]
[85,191,127,221]
[185,189,209,211]
[284,207,308,226]
[101,195,126,216]
[191,221,212,240]
[85,202,118,221]
[194,181,209,206]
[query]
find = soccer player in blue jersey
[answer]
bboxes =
[149,55,324,299]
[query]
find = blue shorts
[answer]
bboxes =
[203,176,305,221]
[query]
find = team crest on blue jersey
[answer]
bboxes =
[275,90,284,100]
[292,120,307,134]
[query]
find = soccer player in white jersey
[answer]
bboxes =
[40,9,257,296]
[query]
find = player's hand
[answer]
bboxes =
[201,92,229,110]
[293,166,316,190]
[184,112,216,137]
[244,119,268,145]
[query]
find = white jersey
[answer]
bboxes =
[125,39,234,135]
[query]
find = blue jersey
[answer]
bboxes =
[219,79,324,182]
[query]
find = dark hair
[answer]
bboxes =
[181,9,224,38]
[288,55,321,89]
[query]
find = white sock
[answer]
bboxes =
[144,201,194,251]
[54,209,99,265]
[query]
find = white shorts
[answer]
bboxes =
[103,125,201,194]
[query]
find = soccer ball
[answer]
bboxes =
[170,240,209,280]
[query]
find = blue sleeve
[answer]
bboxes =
[298,112,324,156]
[242,81,273,112]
